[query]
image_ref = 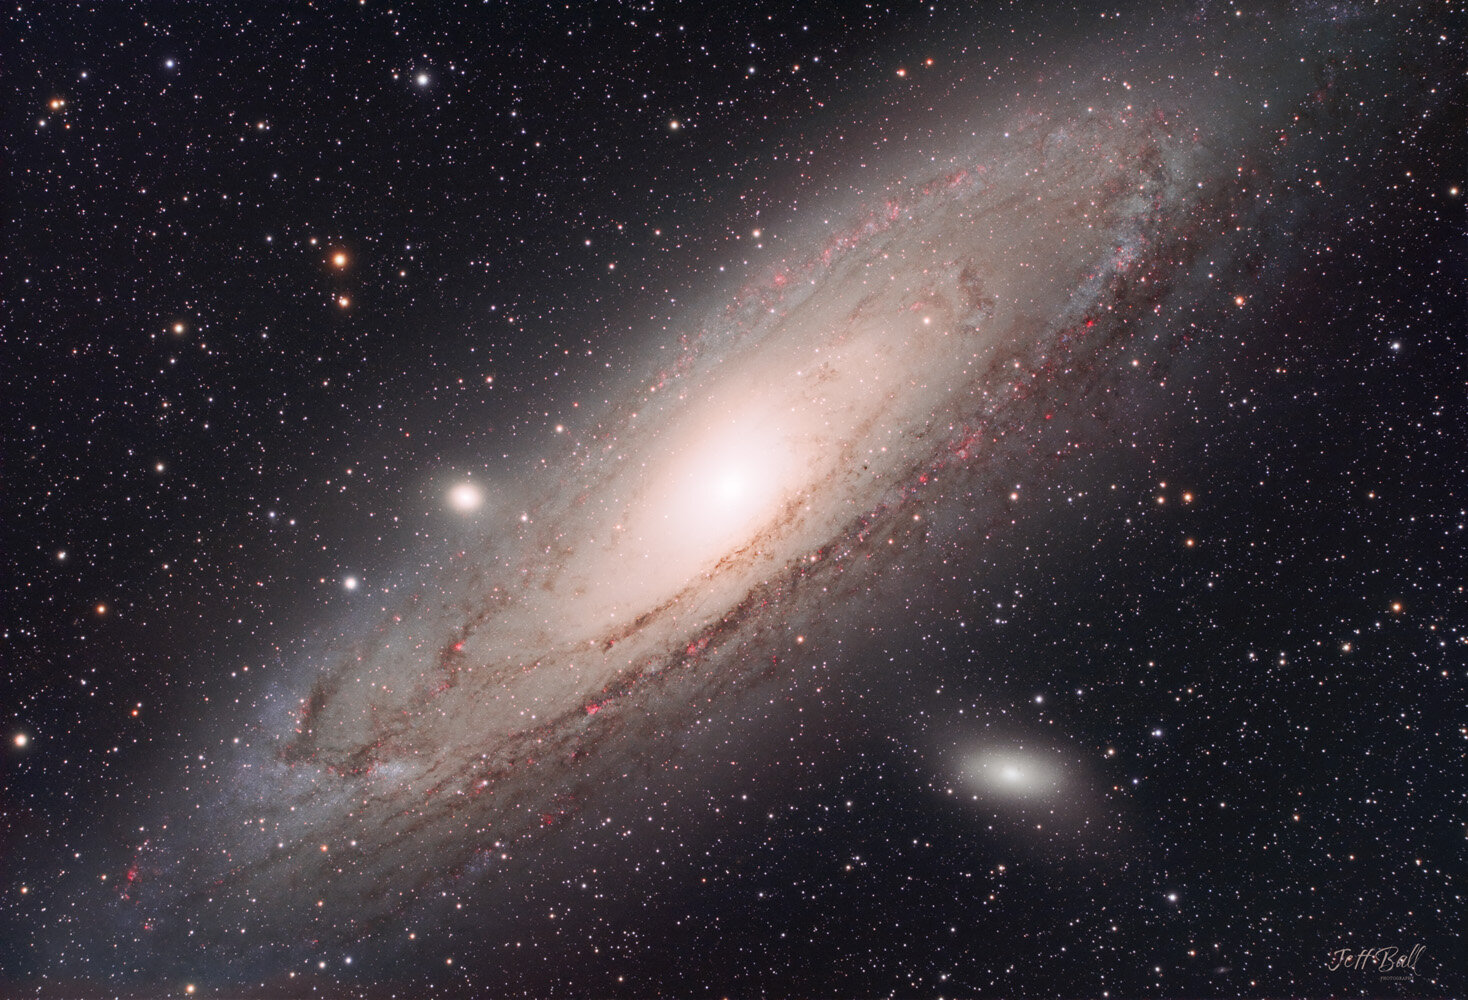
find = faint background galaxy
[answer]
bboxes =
[3,2,1464,998]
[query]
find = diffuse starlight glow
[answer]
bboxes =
[447,481,483,512]
[964,749,1065,800]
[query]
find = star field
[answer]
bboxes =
[3,3,1464,998]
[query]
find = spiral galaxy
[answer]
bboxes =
[10,4,1457,995]
[131,71,1281,963]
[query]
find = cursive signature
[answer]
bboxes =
[1327,944,1425,975]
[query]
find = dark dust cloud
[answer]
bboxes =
[3,2,1463,998]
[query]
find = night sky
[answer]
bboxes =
[3,2,1465,998]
